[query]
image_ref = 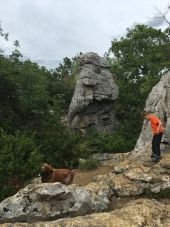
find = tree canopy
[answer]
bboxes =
[108,24,170,142]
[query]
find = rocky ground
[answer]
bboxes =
[3,199,169,227]
[0,144,169,226]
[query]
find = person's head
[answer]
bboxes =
[141,110,148,118]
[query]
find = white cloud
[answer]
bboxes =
[0,0,169,68]
[147,17,165,27]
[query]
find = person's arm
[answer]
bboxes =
[145,114,150,120]
[156,121,162,134]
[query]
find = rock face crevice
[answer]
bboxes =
[68,52,119,133]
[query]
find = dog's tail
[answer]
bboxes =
[70,170,75,183]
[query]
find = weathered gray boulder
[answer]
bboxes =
[0,182,110,224]
[68,52,119,133]
[132,71,170,155]
[2,199,170,227]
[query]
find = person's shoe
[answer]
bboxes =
[150,155,160,162]
[150,153,156,159]
[157,156,162,160]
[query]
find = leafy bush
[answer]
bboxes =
[0,128,43,201]
[83,131,136,154]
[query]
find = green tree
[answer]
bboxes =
[35,98,82,168]
[0,21,9,42]
[0,56,50,132]
[48,56,79,112]
[108,25,170,145]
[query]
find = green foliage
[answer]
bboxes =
[79,159,100,171]
[35,99,83,168]
[0,21,9,41]
[0,22,83,200]
[82,132,135,153]
[110,25,170,77]
[108,25,170,145]
[48,56,79,112]
[0,55,49,133]
[0,39,81,199]
[0,128,43,201]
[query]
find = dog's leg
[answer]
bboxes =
[64,171,75,185]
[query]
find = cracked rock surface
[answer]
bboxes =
[133,71,170,154]
[67,52,119,133]
[0,181,110,223]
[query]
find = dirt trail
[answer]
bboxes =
[73,165,113,186]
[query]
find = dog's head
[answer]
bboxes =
[41,163,53,174]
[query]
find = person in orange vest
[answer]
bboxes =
[142,110,164,162]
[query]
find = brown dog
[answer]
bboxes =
[41,163,75,185]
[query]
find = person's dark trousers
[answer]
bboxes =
[152,132,163,157]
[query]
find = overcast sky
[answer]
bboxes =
[0,0,169,68]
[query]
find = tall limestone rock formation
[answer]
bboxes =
[67,52,119,133]
[132,71,170,156]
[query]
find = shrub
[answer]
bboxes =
[0,128,43,201]
[83,131,136,154]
